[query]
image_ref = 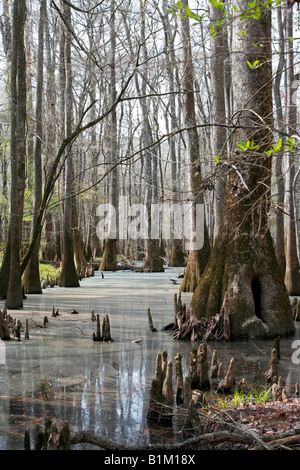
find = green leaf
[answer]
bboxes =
[208,24,216,37]
[209,0,224,10]
[237,140,259,151]
[185,5,204,22]
[247,59,262,69]
[186,5,192,16]
[265,138,283,155]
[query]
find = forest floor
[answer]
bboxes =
[201,399,300,450]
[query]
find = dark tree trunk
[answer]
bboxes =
[5,0,27,309]
[179,0,210,292]
[273,5,286,277]
[23,0,46,294]
[139,0,164,273]
[190,0,295,339]
[209,3,227,236]
[59,2,79,288]
[283,7,300,295]
[99,0,118,271]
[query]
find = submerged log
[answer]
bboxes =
[68,309,79,315]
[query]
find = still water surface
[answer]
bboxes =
[0,269,299,450]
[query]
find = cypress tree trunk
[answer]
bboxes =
[273,5,286,277]
[209,3,227,236]
[161,0,185,268]
[99,0,118,272]
[139,0,164,273]
[5,0,27,309]
[283,7,300,295]
[190,0,295,339]
[179,0,210,292]
[59,2,79,287]
[23,0,46,294]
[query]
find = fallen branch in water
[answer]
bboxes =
[70,429,255,450]
[70,427,300,450]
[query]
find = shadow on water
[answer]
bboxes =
[0,269,299,450]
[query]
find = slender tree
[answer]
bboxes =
[283,6,300,295]
[23,0,46,294]
[100,0,119,271]
[139,0,164,273]
[59,0,80,287]
[179,0,211,292]
[209,3,227,236]
[5,0,27,308]
[273,5,286,277]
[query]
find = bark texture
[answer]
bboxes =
[23,0,46,294]
[283,7,300,295]
[190,1,295,339]
[179,0,210,292]
[5,0,27,308]
[59,2,79,288]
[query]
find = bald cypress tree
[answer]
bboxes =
[190,0,295,339]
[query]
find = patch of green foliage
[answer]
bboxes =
[39,263,61,280]
[216,386,271,409]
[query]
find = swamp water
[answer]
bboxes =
[0,268,299,450]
